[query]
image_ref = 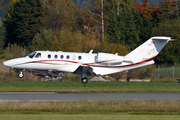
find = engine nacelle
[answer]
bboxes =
[96,53,124,64]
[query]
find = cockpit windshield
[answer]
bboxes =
[35,53,41,58]
[28,52,36,58]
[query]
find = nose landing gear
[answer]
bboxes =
[19,72,24,78]
[18,69,26,78]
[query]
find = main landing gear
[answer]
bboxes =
[81,77,88,84]
[81,67,88,84]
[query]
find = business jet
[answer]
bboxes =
[3,37,173,84]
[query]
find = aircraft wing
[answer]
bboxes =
[73,66,98,76]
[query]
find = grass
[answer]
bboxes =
[0,100,180,120]
[0,100,180,119]
[0,114,180,120]
[0,100,180,114]
[0,81,180,92]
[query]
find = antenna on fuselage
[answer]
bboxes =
[89,50,93,54]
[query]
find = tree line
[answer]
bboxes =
[0,0,180,64]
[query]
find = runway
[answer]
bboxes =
[0,92,180,101]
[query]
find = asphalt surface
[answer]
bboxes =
[0,92,180,101]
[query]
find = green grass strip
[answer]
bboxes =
[0,82,180,92]
[0,100,180,115]
[0,114,180,120]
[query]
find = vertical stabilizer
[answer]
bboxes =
[124,37,171,61]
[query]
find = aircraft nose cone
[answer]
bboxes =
[3,61,9,67]
[3,60,13,67]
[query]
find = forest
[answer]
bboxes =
[0,0,179,64]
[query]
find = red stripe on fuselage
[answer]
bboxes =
[83,56,156,68]
[21,56,156,68]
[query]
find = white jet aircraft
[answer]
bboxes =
[3,37,173,84]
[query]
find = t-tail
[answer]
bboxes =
[123,37,173,64]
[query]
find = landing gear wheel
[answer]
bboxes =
[81,77,88,84]
[19,72,24,78]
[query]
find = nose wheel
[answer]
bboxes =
[18,69,25,78]
[81,77,88,84]
[19,72,24,78]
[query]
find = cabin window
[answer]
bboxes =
[72,55,76,60]
[66,55,70,59]
[78,56,82,60]
[48,54,51,59]
[54,55,58,59]
[60,55,64,59]
[28,52,36,58]
[35,53,41,58]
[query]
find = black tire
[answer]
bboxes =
[81,78,88,84]
[19,72,24,78]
